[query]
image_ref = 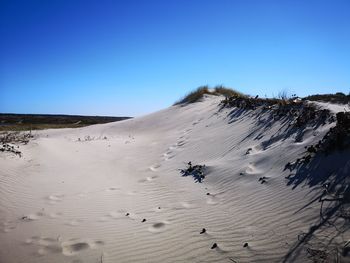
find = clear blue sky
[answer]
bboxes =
[1,0,349,116]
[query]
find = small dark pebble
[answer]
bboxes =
[206,193,210,195]
[200,228,206,234]
[142,219,146,222]
[125,213,130,216]
[158,207,161,209]
[243,242,249,247]
[211,243,217,249]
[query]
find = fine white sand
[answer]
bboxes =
[1,95,349,262]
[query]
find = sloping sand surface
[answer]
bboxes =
[1,95,349,262]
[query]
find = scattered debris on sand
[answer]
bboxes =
[0,131,33,157]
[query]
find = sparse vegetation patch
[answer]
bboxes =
[0,131,33,157]
[221,93,333,128]
[179,161,206,183]
[304,92,350,104]
[175,86,245,105]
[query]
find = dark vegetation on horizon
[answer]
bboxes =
[304,92,350,104]
[0,113,131,131]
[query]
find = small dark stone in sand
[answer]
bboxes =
[200,228,206,234]
[243,242,248,247]
[125,213,129,216]
[206,193,210,195]
[142,219,146,222]
[211,243,217,249]
[259,177,267,183]
[158,207,161,209]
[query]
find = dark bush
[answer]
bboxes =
[179,161,206,183]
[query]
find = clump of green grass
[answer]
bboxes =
[213,85,246,98]
[174,86,211,105]
[175,85,245,105]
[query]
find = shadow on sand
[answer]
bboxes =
[220,104,349,261]
[282,149,350,262]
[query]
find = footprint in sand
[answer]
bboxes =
[138,175,158,183]
[38,237,60,246]
[168,145,177,151]
[65,219,84,226]
[62,242,89,255]
[246,144,264,155]
[108,211,123,219]
[26,236,104,256]
[126,190,138,196]
[245,163,262,175]
[105,187,120,192]
[149,164,161,172]
[176,140,186,147]
[49,212,63,219]
[180,201,197,209]
[21,211,45,221]
[138,178,148,183]
[184,128,192,133]
[25,236,62,255]
[147,175,158,181]
[47,194,64,204]
[2,220,17,233]
[148,221,170,233]
[162,151,172,157]
[61,239,104,256]
[37,244,62,255]
[206,194,220,205]
[162,152,176,161]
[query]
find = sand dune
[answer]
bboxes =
[1,95,349,262]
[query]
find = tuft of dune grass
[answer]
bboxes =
[175,85,245,105]
[213,85,246,98]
